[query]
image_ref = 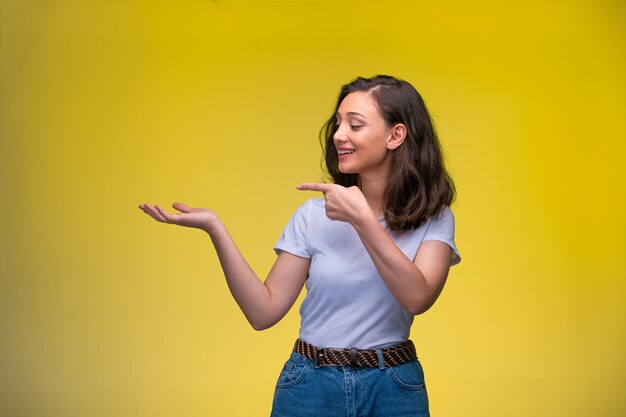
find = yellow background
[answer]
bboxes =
[1,0,624,416]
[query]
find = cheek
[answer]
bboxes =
[362,141,391,162]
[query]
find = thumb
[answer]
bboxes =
[172,202,193,213]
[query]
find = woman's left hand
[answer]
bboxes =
[297,183,374,224]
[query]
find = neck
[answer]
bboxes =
[358,174,387,217]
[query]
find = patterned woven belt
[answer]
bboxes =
[293,338,418,368]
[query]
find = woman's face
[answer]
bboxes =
[333,91,395,178]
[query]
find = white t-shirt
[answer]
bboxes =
[274,198,461,350]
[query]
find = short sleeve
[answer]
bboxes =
[274,200,312,259]
[423,206,461,266]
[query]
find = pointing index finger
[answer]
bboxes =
[296,183,334,192]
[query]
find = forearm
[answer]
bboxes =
[352,216,439,315]
[206,221,276,329]
[139,202,305,330]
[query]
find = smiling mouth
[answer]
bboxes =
[338,150,355,156]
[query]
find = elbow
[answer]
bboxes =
[248,317,276,331]
[244,304,284,331]
[250,321,270,331]
[405,298,436,316]
[405,282,446,315]
[408,305,431,316]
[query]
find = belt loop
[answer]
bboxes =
[350,348,358,368]
[375,348,385,370]
[314,348,320,368]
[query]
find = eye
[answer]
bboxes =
[350,124,363,130]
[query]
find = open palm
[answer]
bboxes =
[138,202,218,232]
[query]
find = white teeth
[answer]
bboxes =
[338,150,355,155]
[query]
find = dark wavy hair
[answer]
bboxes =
[321,75,456,232]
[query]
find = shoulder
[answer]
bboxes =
[423,206,460,265]
[287,198,326,222]
[304,197,326,208]
[399,206,455,236]
[297,198,326,214]
[428,206,455,228]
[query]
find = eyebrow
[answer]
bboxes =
[336,111,367,119]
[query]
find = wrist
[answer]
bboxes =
[202,215,222,235]
[351,206,378,230]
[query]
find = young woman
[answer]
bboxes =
[139,75,460,417]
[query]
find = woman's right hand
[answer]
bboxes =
[138,202,219,233]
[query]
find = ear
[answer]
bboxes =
[386,123,407,150]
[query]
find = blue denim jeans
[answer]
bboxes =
[270,352,430,417]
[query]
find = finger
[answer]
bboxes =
[297,183,334,192]
[155,205,177,223]
[172,202,193,213]
[138,204,152,217]
[138,203,155,216]
[140,204,168,223]
[150,205,170,223]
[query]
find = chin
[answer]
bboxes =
[338,163,357,174]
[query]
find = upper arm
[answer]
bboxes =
[263,250,310,324]
[413,240,453,311]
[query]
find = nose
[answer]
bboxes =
[333,123,348,143]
